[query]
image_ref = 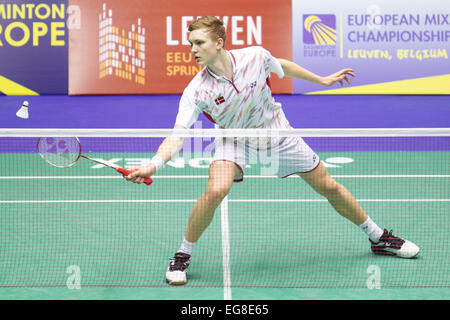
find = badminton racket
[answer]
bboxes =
[37,137,152,186]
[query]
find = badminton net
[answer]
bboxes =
[0,128,449,288]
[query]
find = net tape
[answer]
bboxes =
[2,128,450,138]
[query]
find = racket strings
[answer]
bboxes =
[37,137,81,168]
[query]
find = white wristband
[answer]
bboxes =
[151,155,165,172]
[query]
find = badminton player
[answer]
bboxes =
[125,16,420,285]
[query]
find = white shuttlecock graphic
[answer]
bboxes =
[16,101,29,119]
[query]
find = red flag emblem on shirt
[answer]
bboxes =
[214,96,225,105]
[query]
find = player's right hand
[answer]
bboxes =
[124,165,155,184]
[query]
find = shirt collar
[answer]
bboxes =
[206,50,236,80]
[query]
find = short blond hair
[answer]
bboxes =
[188,16,227,48]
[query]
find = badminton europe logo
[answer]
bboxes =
[98,3,146,85]
[303,14,337,58]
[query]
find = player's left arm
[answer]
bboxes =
[277,58,355,87]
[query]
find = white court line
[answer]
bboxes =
[0,199,196,203]
[220,196,232,300]
[228,199,450,202]
[2,199,449,204]
[1,174,450,179]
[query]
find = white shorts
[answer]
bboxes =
[212,137,320,182]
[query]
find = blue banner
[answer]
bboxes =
[0,0,70,95]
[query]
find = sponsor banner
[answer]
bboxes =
[0,0,71,95]
[68,0,292,95]
[293,0,450,94]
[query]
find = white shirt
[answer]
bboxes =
[175,46,291,130]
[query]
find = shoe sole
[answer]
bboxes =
[166,279,187,286]
[372,247,420,259]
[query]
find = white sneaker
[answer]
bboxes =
[166,252,191,285]
[370,229,420,258]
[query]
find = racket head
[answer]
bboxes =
[37,137,82,168]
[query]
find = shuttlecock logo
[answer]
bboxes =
[303,15,336,45]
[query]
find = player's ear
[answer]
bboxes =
[216,38,224,50]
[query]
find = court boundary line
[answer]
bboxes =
[220,196,232,300]
[2,174,450,179]
[2,199,449,204]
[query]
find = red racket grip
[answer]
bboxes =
[116,168,153,186]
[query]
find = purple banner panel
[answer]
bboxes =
[0,0,69,94]
[292,0,450,94]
